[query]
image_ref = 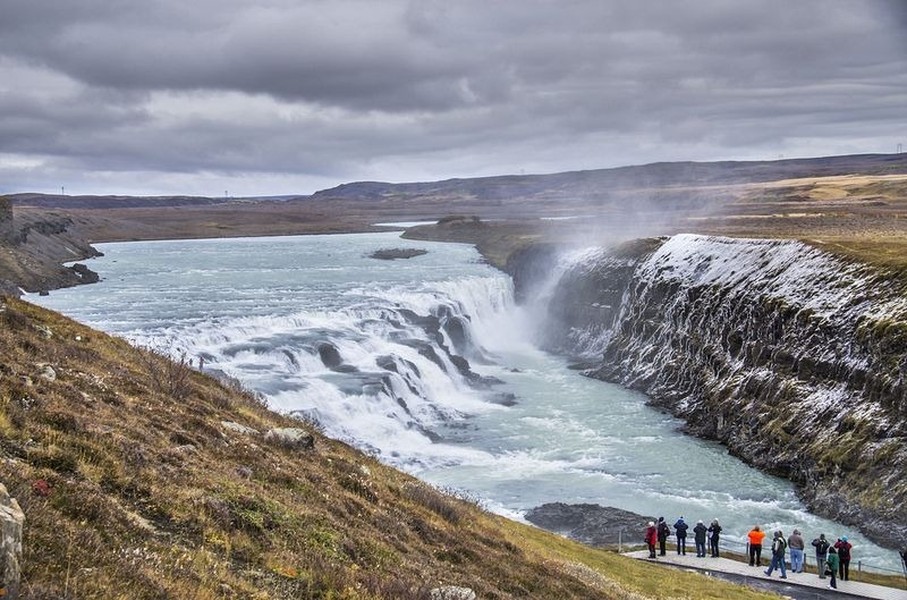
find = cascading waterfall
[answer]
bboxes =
[30,232,903,571]
[133,274,522,467]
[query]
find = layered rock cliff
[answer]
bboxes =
[510,234,907,549]
[0,200,101,295]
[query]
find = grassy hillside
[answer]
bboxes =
[0,296,779,599]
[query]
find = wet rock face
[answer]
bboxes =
[513,234,907,549]
[525,502,651,547]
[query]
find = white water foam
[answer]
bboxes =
[28,232,902,571]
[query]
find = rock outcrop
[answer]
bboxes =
[264,427,315,450]
[0,197,12,242]
[512,234,907,549]
[0,482,25,600]
[369,247,428,260]
[0,206,101,295]
[525,503,650,548]
[430,585,477,600]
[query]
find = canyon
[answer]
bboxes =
[499,234,907,550]
[3,153,907,550]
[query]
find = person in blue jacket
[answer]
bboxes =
[673,516,689,555]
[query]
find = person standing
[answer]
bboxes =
[673,516,689,555]
[693,520,708,558]
[788,529,805,573]
[747,525,766,566]
[826,546,839,589]
[811,533,830,578]
[707,519,722,557]
[834,537,852,580]
[645,521,658,558]
[764,530,788,579]
[656,517,670,556]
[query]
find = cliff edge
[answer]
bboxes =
[0,198,101,295]
[514,234,907,550]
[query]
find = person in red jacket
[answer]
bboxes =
[834,537,852,580]
[645,521,658,558]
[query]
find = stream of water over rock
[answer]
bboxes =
[29,232,901,572]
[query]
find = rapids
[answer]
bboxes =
[29,232,901,571]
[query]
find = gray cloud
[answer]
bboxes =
[0,0,905,196]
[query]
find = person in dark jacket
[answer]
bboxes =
[645,521,658,558]
[707,519,722,557]
[764,530,788,579]
[812,533,830,578]
[693,520,708,557]
[834,537,852,580]
[826,546,839,589]
[656,517,670,556]
[673,517,689,555]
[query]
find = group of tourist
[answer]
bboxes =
[644,516,722,559]
[752,527,853,590]
[645,518,854,590]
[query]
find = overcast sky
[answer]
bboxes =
[1,1,906,197]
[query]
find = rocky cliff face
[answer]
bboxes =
[513,234,907,549]
[0,206,101,295]
[0,197,12,242]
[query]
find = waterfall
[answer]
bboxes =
[30,232,905,568]
[133,273,523,467]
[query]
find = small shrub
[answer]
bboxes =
[134,346,193,400]
[339,472,379,504]
[212,372,268,410]
[401,482,464,525]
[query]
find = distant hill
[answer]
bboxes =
[310,153,907,202]
[12,153,907,211]
[4,151,907,295]
[8,194,309,210]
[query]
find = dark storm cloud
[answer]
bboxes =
[0,0,476,112]
[0,0,904,195]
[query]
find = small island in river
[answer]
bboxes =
[369,247,429,260]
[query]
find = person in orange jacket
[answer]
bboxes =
[747,525,766,567]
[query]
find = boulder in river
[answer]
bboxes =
[525,502,651,547]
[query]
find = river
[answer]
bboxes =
[28,231,901,572]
